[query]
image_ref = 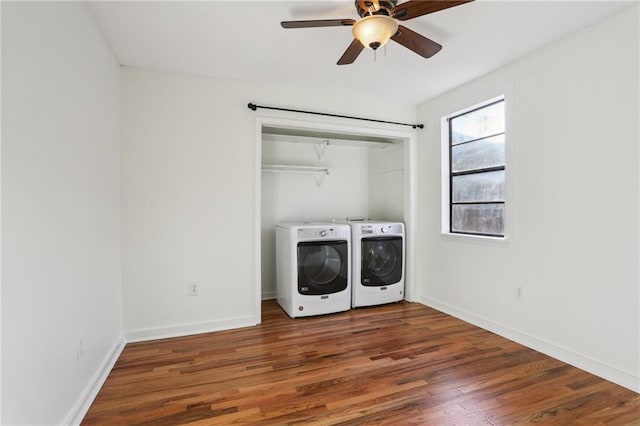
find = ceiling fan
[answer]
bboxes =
[281,0,474,65]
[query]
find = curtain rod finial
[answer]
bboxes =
[248,103,257,111]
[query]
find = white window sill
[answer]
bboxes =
[440,231,510,246]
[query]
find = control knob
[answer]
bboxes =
[320,230,328,237]
[380,227,387,233]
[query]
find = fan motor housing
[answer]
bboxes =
[355,0,397,17]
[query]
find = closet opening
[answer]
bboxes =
[253,117,417,323]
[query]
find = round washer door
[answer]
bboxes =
[361,236,403,286]
[297,240,348,295]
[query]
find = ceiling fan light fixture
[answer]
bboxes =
[352,15,398,50]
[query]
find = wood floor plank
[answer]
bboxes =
[82,300,640,425]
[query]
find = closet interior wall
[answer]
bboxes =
[260,135,404,300]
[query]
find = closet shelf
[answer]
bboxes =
[262,126,403,148]
[261,164,330,175]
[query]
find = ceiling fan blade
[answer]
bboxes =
[393,0,473,21]
[281,19,356,28]
[337,39,365,65]
[391,25,442,58]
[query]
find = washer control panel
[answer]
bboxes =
[297,226,349,239]
[360,223,403,235]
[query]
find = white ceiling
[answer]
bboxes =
[88,0,634,105]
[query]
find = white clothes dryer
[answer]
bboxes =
[276,222,351,318]
[349,221,405,307]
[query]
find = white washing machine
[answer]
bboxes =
[350,221,405,307]
[276,222,351,318]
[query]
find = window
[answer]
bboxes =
[447,98,505,237]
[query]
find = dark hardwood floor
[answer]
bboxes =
[83,300,640,425]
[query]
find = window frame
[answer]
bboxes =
[441,94,510,240]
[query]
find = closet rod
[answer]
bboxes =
[247,103,424,129]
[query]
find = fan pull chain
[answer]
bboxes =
[373,45,387,62]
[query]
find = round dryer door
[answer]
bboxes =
[361,236,403,286]
[297,241,348,295]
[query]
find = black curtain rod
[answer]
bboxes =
[247,103,423,129]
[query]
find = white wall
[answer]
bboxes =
[368,143,405,222]
[415,5,639,391]
[1,2,124,424]
[120,67,416,340]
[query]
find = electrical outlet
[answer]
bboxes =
[188,282,200,296]
[515,287,524,300]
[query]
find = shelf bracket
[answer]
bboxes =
[313,170,328,188]
[314,140,329,160]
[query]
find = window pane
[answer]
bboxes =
[452,170,504,203]
[451,101,505,145]
[452,134,504,173]
[452,204,504,235]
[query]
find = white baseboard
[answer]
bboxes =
[125,315,257,343]
[64,335,126,426]
[416,295,639,393]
